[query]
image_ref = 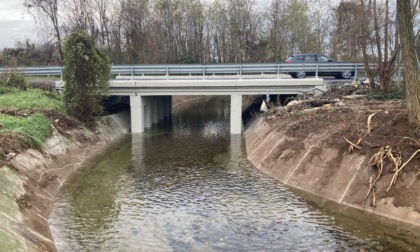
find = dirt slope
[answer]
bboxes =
[245,85,420,227]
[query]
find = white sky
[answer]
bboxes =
[0,0,35,49]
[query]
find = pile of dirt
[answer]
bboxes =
[264,84,420,209]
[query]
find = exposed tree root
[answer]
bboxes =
[344,114,420,206]
[386,148,420,192]
[363,146,387,206]
[362,139,420,206]
[344,113,376,153]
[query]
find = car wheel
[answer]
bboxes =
[295,71,306,78]
[340,71,352,79]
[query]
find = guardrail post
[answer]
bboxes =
[315,64,318,78]
[203,66,205,80]
[239,65,242,80]
[354,63,358,81]
[131,66,134,81]
[166,66,169,80]
[277,65,280,79]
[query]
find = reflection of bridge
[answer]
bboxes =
[2,64,332,134]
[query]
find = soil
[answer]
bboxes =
[263,84,420,210]
[0,108,80,165]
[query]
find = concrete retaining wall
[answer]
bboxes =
[244,117,420,230]
[0,115,129,251]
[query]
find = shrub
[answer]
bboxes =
[0,72,28,90]
[63,30,110,126]
[366,85,405,101]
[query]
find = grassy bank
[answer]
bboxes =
[0,77,76,161]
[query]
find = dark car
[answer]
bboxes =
[285,53,353,79]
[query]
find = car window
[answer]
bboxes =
[304,55,315,61]
[318,55,333,62]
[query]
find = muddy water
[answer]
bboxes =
[49,97,419,251]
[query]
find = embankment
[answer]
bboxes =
[0,113,130,251]
[244,100,420,232]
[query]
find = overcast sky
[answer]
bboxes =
[0,0,35,49]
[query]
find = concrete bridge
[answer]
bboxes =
[2,63,331,134]
[105,75,325,134]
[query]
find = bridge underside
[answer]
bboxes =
[129,94,244,134]
[130,96,173,133]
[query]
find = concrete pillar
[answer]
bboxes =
[230,94,243,134]
[144,102,151,129]
[158,97,165,126]
[165,96,173,126]
[130,95,144,133]
[166,96,173,126]
[151,99,159,127]
[144,96,152,129]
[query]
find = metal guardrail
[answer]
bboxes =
[0,66,63,77]
[0,63,369,80]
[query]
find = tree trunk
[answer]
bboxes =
[398,0,420,125]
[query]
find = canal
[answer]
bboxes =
[49,97,419,251]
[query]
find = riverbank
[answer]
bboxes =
[244,87,420,232]
[0,115,128,251]
[0,95,202,251]
[3,91,420,250]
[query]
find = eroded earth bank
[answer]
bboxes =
[245,90,420,236]
[0,114,129,251]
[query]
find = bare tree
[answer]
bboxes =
[331,1,365,61]
[357,0,400,92]
[61,0,96,34]
[206,0,229,63]
[398,0,420,124]
[24,0,64,63]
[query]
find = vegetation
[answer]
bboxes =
[0,78,69,160]
[0,72,28,91]
[366,86,405,101]
[0,113,51,150]
[6,1,414,68]
[62,30,110,126]
[0,88,63,112]
[0,0,418,158]
[398,0,420,125]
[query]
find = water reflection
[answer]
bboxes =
[50,97,420,252]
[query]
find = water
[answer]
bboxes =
[49,97,420,251]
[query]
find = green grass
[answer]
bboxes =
[0,88,64,112]
[0,88,65,154]
[367,90,405,101]
[25,76,61,81]
[0,113,51,148]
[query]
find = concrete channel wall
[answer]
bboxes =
[244,117,420,232]
[3,96,420,251]
[0,115,129,251]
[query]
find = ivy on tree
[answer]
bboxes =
[63,30,110,126]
